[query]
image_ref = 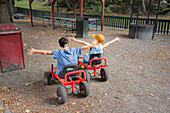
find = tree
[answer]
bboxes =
[0,0,14,24]
[140,0,146,13]
[64,0,72,11]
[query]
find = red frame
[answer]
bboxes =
[77,57,107,76]
[49,68,86,92]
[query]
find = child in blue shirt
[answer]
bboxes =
[27,37,93,76]
[69,34,120,63]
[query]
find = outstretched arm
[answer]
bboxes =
[103,36,120,48]
[27,47,52,56]
[68,36,90,45]
[81,43,94,50]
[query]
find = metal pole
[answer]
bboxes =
[29,0,34,27]
[147,0,152,24]
[74,0,77,19]
[135,0,140,39]
[152,0,161,39]
[80,0,83,17]
[101,0,104,31]
[51,1,55,30]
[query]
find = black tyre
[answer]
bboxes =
[57,86,67,104]
[79,81,90,97]
[44,71,52,85]
[84,69,90,83]
[100,67,109,81]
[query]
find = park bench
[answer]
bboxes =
[43,16,74,31]
[42,20,70,31]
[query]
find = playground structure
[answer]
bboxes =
[29,0,105,31]
[129,0,161,39]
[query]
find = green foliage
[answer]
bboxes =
[90,1,111,15]
[14,0,52,11]
[16,0,23,2]
[14,0,170,16]
[152,3,170,15]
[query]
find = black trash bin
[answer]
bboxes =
[76,17,89,38]
[129,23,154,39]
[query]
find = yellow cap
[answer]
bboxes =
[91,34,105,43]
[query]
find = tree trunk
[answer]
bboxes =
[0,0,14,24]
[64,0,72,11]
[140,0,146,13]
[46,0,51,6]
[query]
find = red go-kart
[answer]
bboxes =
[44,64,90,104]
[78,54,109,82]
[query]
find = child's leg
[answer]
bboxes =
[83,53,89,63]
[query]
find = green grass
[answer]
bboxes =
[14,0,53,11]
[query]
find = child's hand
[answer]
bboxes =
[68,36,75,41]
[115,37,120,42]
[27,47,35,56]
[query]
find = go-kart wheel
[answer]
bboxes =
[79,81,90,97]
[84,69,90,83]
[44,71,52,85]
[57,86,67,104]
[100,67,109,81]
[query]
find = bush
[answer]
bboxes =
[90,1,111,15]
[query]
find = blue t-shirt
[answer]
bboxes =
[83,44,103,63]
[52,47,81,75]
[89,44,103,55]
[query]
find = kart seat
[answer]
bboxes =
[60,64,78,79]
[89,54,102,66]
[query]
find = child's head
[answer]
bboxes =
[91,34,105,44]
[58,37,69,48]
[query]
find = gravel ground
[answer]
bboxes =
[0,17,170,113]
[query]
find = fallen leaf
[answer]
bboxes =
[25,83,32,86]
[71,102,76,105]
[1,87,10,92]
[128,60,132,62]
[0,106,4,110]
[25,70,30,73]
[150,93,154,96]
[26,110,30,113]
[116,54,120,57]
[138,67,143,71]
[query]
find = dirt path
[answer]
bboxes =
[0,17,169,113]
